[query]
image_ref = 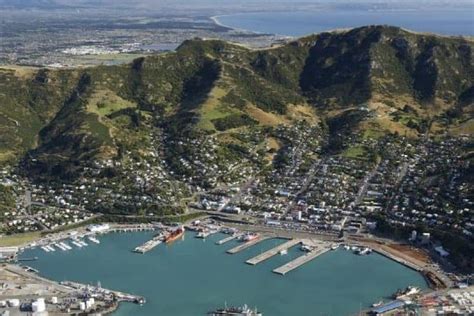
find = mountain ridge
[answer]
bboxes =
[0,25,472,180]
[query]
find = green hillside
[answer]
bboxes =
[0,26,472,180]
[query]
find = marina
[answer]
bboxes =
[245,239,301,265]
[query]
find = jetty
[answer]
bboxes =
[246,239,301,265]
[273,240,330,275]
[226,237,269,254]
[133,234,163,254]
[216,234,241,245]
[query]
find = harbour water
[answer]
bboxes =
[20,232,427,316]
[215,9,474,37]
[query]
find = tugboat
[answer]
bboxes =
[208,304,262,316]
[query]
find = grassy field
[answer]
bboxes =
[197,86,235,131]
[87,89,136,118]
[0,232,41,247]
[342,145,368,160]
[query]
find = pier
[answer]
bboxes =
[273,240,330,275]
[133,234,163,254]
[216,234,241,245]
[246,239,301,265]
[226,237,269,254]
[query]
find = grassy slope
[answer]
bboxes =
[0,26,471,175]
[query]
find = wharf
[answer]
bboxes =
[133,235,163,254]
[61,280,145,304]
[246,239,301,265]
[372,248,422,272]
[216,234,241,245]
[110,224,156,233]
[226,237,269,254]
[273,241,330,275]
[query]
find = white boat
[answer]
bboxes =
[72,241,83,248]
[331,244,339,250]
[46,245,55,252]
[358,247,372,255]
[55,243,66,251]
[279,249,288,255]
[371,301,383,307]
[41,246,50,253]
[78,240,88,247]
[196,231,211,238]
[88,236,100,244]
[343,245,350,251]
[300,244,313,252]
[60,242,72,250]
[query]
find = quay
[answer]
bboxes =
[226,237,270,254]
[216,234,241,245]
[246,239,301,265]
[370,247,424,272]
[110,225,156,233]
[273,240,330,275]
[61,280,146,304]
[133,234,163,254]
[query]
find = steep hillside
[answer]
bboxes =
[0,25,472,180]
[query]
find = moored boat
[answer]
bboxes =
[165,226,185,243]
[208,304,262,316]
[393,286,420,299]
[242,232,259,242]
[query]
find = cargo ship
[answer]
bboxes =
[208,304,262,316]
[165,227,185,243]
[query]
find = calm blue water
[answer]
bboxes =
[21,232,427,316]
[216,9,474,36]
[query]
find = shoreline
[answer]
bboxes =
[2,218,456,315]
[209,11,474,40]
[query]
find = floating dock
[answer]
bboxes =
[246,239,301,265]
[226,237,269,254]
[216,234,241,245]
[273,241,330,275]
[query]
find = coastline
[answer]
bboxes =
[2,217,456,315]
[210,14,261,35]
